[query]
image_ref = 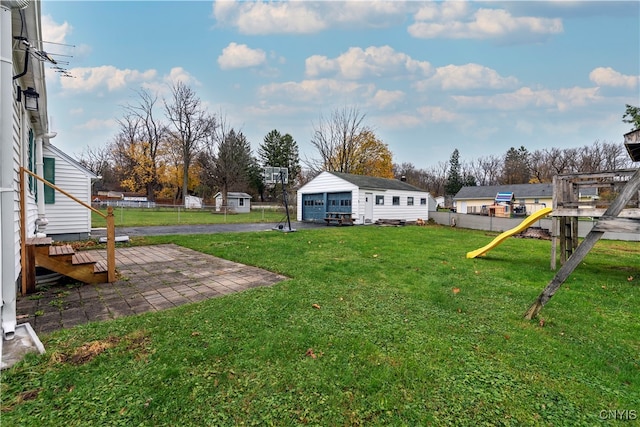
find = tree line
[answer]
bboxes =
[78,95,638,203]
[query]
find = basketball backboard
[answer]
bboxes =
[263,166,288,184]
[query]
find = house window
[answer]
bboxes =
[420,198,427,205]
[407,197,414,206]
[43,157,55,204]
[534,198,539,204]
[239,198,244,207]
[375,195,384,205]
[392,196,400,206]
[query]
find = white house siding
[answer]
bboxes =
[362,190,430,223]
[41,145,94,240]
[11,101,22,278]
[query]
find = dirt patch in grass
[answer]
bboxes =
[50,329,152,366]
[67,337,120,365]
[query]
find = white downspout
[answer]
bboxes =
[1,0,30,341]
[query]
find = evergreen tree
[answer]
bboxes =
[445,148,463,195]
[258,130,301,184]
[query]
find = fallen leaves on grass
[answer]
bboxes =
[312,303,321,309]
[628,276,634,282]
[305,348,323,359]
[452,288,461,294]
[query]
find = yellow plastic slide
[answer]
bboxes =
[466,207,553,259]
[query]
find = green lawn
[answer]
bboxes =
[91,207,289,227]
[3,225,638,425]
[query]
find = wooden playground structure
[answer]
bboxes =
[525,130,640,319]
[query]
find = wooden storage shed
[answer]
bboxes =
[214,192,252,213]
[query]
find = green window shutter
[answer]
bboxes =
[44,157,55,204]
[28,130,35,192]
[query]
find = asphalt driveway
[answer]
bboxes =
[90,221,325,238]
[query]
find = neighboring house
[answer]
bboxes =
[453,183,553,215]
[296,171,432,224]
[2,1,52,342]
[214,192,252,213]
[433,196,445,211]
[42,143,98,241]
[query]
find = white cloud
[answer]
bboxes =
[42,15,71,45]
[76,118,117,131]
[589,67,639,89]
[61,66,157,92]
[213,0,408,35]
[306,46,432,80]
[415,63,519,91]
[214,0,326,35]
[416,105,459,123]
[218,43,267,70]
[378,113,423,129]
[453,86,600,112]
[408,3,563,41]
[371,90,405,109]
[258,79,375,104]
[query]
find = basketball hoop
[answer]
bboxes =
[263,166,288,185]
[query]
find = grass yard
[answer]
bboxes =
[2,225,639,425]
[91,207,289,227]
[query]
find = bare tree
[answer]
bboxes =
[424,161,449,197]
[307,106,371,173]
[121,88,167,201]
[76,145,116,192]
[164,81,216,205]
[470,155,502,186]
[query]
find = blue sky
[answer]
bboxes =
[40,1,639,169]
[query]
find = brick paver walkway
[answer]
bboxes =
[16,244,286,334]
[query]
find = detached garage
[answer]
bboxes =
[297,171,432,224]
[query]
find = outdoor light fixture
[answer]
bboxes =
[22,87,39,112]
[623,128,640,162]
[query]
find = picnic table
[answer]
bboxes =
[324,212,354,226]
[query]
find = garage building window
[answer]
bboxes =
[375,195,384,205]
[392,196,400,206]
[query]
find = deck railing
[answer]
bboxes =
[19,167,116,294]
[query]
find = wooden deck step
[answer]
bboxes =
[72,251,96,265]
[26,237,53,246]
[49,244,75,256]
[94,260,108,273]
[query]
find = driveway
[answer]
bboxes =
[90,221,325,238]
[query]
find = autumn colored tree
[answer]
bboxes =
[122,89,167,201]
[309,107,394,178]
[337,130,394,178]
[309,106,367,174]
